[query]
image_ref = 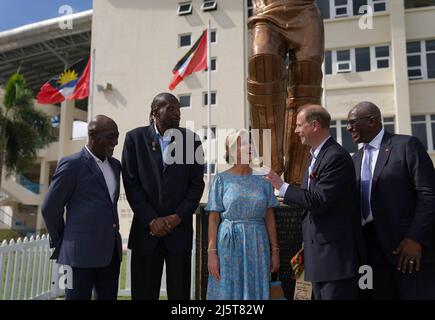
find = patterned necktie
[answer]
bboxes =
[361,144,373,220]
[307,153,315,189]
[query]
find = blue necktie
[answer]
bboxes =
[361,144,373,220]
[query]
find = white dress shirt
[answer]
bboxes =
[361,129,385,226]
[85,145,117,203]
[279,136,331,197]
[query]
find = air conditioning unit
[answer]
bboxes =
[336,61,352,73]
[178,2,192,16]
[201,0,217,12]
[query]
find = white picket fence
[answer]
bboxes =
[0,235,62,300]
[0,235,176,300]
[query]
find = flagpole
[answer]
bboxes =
[207,20,212,188]
[89,48,96,122]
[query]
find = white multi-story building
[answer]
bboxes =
[1,0,434,238]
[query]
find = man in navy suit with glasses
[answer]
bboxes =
[347,101,435,300]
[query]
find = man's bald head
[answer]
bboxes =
[88,115,117,136]
[349,101,382,122]
[87,115,119,160]
[347,101,383,144]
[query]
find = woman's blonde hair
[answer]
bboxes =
[224,129,250,164]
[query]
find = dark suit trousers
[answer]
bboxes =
[131,240,191,300]
[65,246,121,300]
[312,277,358,300]
[363,222,435,300]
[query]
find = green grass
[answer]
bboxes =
[0,230,23,243]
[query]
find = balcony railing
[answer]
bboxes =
[17,175,42,194]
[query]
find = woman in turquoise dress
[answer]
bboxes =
[206,129,280,300]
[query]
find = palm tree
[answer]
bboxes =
[0,73,54,190]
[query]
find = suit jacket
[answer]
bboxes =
[353,131,435,266]
[122,125,205,255]
[41,148,123,268]
[283,138,360,283]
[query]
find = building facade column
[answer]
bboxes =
[58,99,75,159]
[389,0,412,135]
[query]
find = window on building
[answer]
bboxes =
[178,94,191,108]
[203,92,217,106]
[407,40,435,80]
[411,115,435,150]
[330,120,358,153]
[320,0,387,19]
[211,30,217,43]
[316,0,331,19]
[73,120,88,140]
[331,0,351,18]
[325,51,333,75]
[374,45,390,69]
[202,126,217,141]
[327,45,390,75]
[201,0,217,12]
[211,58,217,71]
[179,34,191,47]
[247,0,253,17]
[353,0,368,15]
[371,0,387,11]
[407,41,423,80]
[336,49,352,73]
[405,0,435,9]
[355,47,371,72]
[204,57,217,71]
[203,125,217,175]
[178,2,193,16]
[427,40,435,79]
[383,117,395,134]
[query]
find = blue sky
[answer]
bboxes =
[0,0,93,32]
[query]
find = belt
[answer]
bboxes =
[220,218,264,249]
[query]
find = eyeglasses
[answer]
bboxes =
[345,116,373,127]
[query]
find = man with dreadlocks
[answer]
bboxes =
[121,93,205,300]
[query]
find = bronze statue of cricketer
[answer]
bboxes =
[247,0,324,185]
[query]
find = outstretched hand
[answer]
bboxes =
[263,169,284,191]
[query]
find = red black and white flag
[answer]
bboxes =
[37,56,91,104]
[168,30,208,91]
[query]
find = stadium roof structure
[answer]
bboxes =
[0,10,92,95]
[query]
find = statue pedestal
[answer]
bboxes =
[194,202,303,300]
